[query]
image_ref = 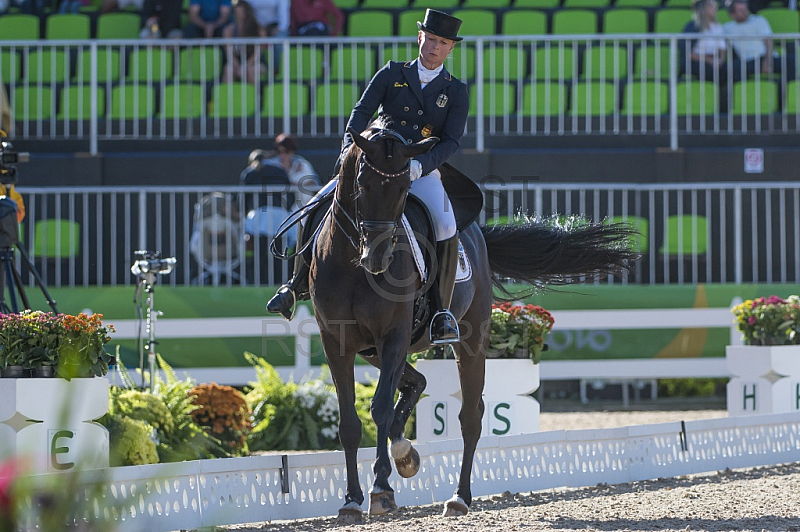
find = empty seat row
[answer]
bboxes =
[10,79,800,120]
[336,0,770,9]
[0,12,141,40]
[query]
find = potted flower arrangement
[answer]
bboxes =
[727,295,800,416]
[0,311,115,380]
[415,302,555,442]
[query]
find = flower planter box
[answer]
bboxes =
[0,377,110,473]
[415,359,540,443]
[726,345,800,416]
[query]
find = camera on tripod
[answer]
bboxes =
[0,139,30,185]
[131,250,177,276]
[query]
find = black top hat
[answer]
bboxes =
[417,9,463,42]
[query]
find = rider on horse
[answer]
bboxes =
[267,9,468,345]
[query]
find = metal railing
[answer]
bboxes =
[2,34,800,150]
[14,181,800,287]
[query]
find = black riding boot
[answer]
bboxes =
[429,234,460,344]
[266,244,310,321]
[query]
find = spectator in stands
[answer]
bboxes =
[249,0,289,36]
[680,0,729,84]
[59,0,90,13]
[183,0,232,38]
[4,0,46,15]
[222,0,267,83]
[261,133,320,208]
[289,0,343,36]
[140,0,184,38]
[102,0,143,15]
[0,84,11,135]
[723,0,797,81]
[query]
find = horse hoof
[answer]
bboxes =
[368,490,397,515]
[391,439,421,478]
[338,501,363,524]
[442,496,469,517]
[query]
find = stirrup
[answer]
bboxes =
[430,309,460,345]
[267,285,297,321]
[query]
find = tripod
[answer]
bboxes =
[134,270,160,391]
[0,240,59,314]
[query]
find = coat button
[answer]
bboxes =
[413,125,418,130]
[404,106,409,111]
[418,110,423,115]
[401,120,407,126]
[407,138,413,143]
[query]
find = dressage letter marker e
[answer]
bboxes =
[50,429,76,471]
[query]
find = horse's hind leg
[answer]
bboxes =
[389,362,425,478]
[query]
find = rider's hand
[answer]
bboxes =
[410,159,422,181]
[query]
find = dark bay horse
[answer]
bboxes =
[309,119,635,518]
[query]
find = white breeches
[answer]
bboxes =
[314,169,456,242]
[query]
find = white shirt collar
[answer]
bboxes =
[417,60,443,87]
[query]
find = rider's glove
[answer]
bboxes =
[410,159,423,181]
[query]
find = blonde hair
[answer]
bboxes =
[692,0,717,28]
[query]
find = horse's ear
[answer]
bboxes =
[401,137,439,159]
[348,127,372,154]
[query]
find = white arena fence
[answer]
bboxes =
[17,412,800,531]
[14,181,800,287]
[2,34,800,150]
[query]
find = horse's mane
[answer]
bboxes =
[339,114,396,180]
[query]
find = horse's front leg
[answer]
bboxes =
[368,334,408,515]
[320,330,364,519]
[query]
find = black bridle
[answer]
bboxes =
[333,129,411,256]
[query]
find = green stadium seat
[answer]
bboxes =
[58,85,105,119]
[570,81,617,115]
[731,80,778,114]
[552,9,598,35]
[563,0,610,8]
[676,80,717,115]
[634,44,671,80]
[178,46,223,82]
[13,86,54,120]
[333,0,358,8]
[462,0,511,7]
[501,9,547,35]
[445,44,476,80]
[469,82,515,116]
[786,80,800,114]
[613,0,660,7]
[583,45,629,80]
[0,14,40,39]
[161,83,205,119]
[397,9,427,35]
[482,45,527,80]
[281,46,324,81]
[717,10,731,24]
[262,82,309,117]
[32,219,81,259]
[361,0,407,7]
[211,82,256,117]
[330,47,377,81]
[110,83,155,119]
[45,13,91,39]
[75,48,121,83]
[533,46,575,80]
[27,50,70,83]
[451,9,497,36]
[658,215,708,255]
[758,8,800,33]
[514,0,559,8]
[521,82,568,116]
[603,8,649,34]
[96,12,140,39]
[127,48,175,82]
[664,0,692,7]
[314,82,360,117]
[1,51,22,84]
[347,11,394,36]
[411,0,459,8]
[378,43,419,64]
[607,215,649,253]
[654,9,691,33]
[623,81,668,115]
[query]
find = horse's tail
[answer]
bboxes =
[481,218,638,300]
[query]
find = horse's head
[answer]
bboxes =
[346,124,436,275]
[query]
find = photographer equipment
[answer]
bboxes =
[131,250,176,390]
[0,136,30,185]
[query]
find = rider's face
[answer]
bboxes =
[418,31,455,71]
